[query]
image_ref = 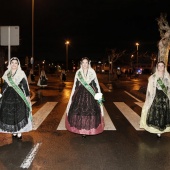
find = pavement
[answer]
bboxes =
[26,71,148,104]
[0,71,166,170]
[58,71,148,101]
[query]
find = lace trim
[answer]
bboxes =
[68,115,101,130]
[0,118,28,132]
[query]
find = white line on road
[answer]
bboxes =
[135,102,144,108]
[32,102,58,130]
[114,102,143,131]
[57,106,116,130]
[124,91,142,102]
[100,83,110,92]
[57,111,66,130]
[103,106,116,130]
[20,142,42,169]
[30,91,35,101]
[31,101,36,105]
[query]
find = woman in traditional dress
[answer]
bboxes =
[28,68,35,84]
[60,69,66,83]
[0,57,32,139]
[65,57,104,137]
[140,61,170,138]
[37,68,48,87]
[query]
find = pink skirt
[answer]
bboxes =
[65,115,104,135]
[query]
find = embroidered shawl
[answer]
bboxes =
[2,57,29,90]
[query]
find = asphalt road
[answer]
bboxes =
[0,73,170,170]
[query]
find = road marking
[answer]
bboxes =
[103,106,116,130]
[57,106,116,130]
[32,102,57,130]
[30,91,35,101]
[124,91,142,102]
[135,102,144,108]
[114,102,143,130]
[57,111,66,130]
[31,101,36,105]
[100,83,110,92]
[20,142,42,169]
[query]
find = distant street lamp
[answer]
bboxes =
[131,54,134,68]
[65,40,70,70]
[136,42,139,68]
[32,0,34,72]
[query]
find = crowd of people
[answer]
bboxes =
[0,57,170,140]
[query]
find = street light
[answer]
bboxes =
[136,42,139,68]
[32,0,34,72]
[131,54,134,68]
[65,40,70,70]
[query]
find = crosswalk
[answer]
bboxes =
[114,102,142,130]
[32,102,58,130]
[57,106,116,131]
[31,94,144,132]
[56,101,143,131]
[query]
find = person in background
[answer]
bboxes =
[37,67,48,88]
[116,67,121,79]
[28,68,35,84]
[0,57,32,139]
[65,57,104,138]
[140,61,170,138]
[60,69,66,83]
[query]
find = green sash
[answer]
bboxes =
[77,71,103,105]
[7,72,32,120]
[157,78,167,95]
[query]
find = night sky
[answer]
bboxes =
[0,0,170,64]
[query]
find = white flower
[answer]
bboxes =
[94,93,103,100]
[0,94,2,98]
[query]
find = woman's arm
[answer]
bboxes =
[19,78,30,97]
[2,80,8,93]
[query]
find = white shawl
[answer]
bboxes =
[2,57,29,90]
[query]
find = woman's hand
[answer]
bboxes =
[94,93,103,100]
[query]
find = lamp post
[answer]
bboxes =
[136,42,139,69]
[32,0,34,72]
[65,40,70,70]
[131,54,134,68]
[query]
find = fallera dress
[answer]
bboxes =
[140,68,170,134]
[0,59,32,133]
[65,67,104,135]
[37,70,48,87]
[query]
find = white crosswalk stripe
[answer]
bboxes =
[57,106,116,130]
[103,106,116,130]
[31,101,36,105]
[124,91,142,102]
[114,102,143,130]
[31,94,144,131]
[32,102,58,130]
[57,111,66,130]
[100,83,111,92]
[135,102,144,108]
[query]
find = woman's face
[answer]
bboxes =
[10,60,18,70]
[82,59,89,69]
[157,62,165,72]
